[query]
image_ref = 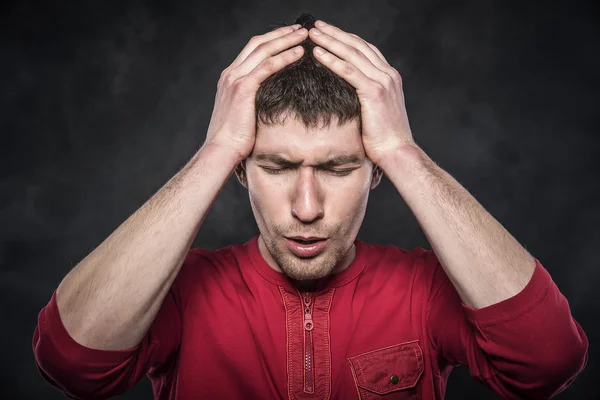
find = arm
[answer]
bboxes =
[38,22,307,353]
[33,23,309,399]
[305,18,550,309]
[32,144,238,400]
[424,248,588,399]
[380,144,536,310]
[54,143,238,351]
[303,18,587,396]
[382,146,588,398]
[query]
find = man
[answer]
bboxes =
[33,13,587,400]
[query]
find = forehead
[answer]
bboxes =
[253,115,363,160]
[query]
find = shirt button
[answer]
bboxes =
[390,374,399,385]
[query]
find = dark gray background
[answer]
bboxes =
[1,0,598,398]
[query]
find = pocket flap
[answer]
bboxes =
[348,340,424,395]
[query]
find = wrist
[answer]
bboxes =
[183,143,243,185]
[199,142,246,166]
[378,142,425,174]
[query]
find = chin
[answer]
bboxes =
[278,251,338,281]
[282,267,332,282]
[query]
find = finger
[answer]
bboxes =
[349,33,388,64]
[229,28,308,80]
[316,20,391,72]
[309,27,389,84]
[312,46,380,95]
[244,45,305,87]
[229,24,301,70]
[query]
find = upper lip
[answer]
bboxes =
[287,236,326,241]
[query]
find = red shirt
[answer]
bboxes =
[33,235,588,399]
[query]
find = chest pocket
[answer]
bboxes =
[348,339,424,399]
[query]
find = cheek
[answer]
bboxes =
[325,175,371,214]
[327,170,372,196]
[247,176,286,219]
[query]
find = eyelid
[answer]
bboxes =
[327,168,354,176]
[261,166,291,174]
[260,165,356,174]
[263,165,293,169]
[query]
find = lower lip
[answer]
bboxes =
[285,238,328,258]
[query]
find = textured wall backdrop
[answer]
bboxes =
[1,0,598,398]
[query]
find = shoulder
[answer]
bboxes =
[358,240,441,281]
[168,241,250,308]
[179,241,247,279]
[359,240,438,267]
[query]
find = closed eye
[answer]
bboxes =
[261,166,354,176]
[326,169,354,176]
[261,166,290,174]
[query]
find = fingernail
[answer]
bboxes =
[315,47,324,55]
[292,24,301,29]
[312,28,321,35]
[315,20,326,28]
[296,28,307,34]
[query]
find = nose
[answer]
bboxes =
[291,167,324,223]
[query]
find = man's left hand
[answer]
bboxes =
[308,20,416,166]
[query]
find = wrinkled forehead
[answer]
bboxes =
[253,115,364,160]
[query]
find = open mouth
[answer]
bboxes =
[293,239,321,245]
[285,237,329,258]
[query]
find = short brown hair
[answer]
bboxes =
[255,13,361,132]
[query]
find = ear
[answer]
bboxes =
[370,164,383,190]
[235,160,248,189]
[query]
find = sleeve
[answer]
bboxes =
[424,250,588,399]
[31,249,201,400]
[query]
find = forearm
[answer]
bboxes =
[380,144,536,309]
[56,143,240,350]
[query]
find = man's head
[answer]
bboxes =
[235,14,383,282]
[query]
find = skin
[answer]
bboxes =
[306,20,537,309]
[46,20,583,393]
[50,24,311,350]
[233,19,413,285]
[237,19,537,309]
[231,19,412,285]
[297,24,591,388]
[236,114,383,283]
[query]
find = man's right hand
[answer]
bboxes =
[40,23,309,374]
[203,24,308,162]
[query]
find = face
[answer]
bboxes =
[236,114,382,281]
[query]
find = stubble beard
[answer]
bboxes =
[263,235,348,281]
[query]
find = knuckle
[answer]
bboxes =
[220,67,229,77]
[221,71,236,86]
[382,73,395,88]
[390,68,403,84]
[219,69,229,81]
[372,83,386,97]
[282,50,295,62]
[342,63,355,76]
[232,77,248,93]
[261,59,277,72]
[254,42,268,55]
[248,35,261,45]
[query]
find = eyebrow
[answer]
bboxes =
[253,153,363,168]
